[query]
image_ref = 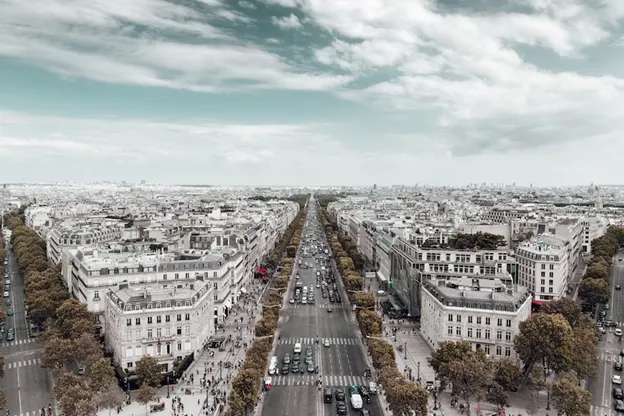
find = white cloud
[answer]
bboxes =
[0,0,349,92]
[271,13,302,29]
[296,0,624,155]
[238,0,257,9]
[262,0,298,8]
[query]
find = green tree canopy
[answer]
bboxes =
[551,372,591,416]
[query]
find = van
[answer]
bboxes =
[294,343,302,354]
[269,356,278,375]
[323,388,333,403]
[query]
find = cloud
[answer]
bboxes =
[238,0,257,9]
[262,0,299,7]
[297,0,624,156]
[271,13,302,29]
[0,0,348,92]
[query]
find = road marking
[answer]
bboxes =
[1,338,36,347]
[271,374,367,387]
[277,337,360,345]
[2,358,41,370]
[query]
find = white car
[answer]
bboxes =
[616,329,623,337]
[289,299,295,304]
[3,291,8,298]
[324,339,330,347]
[614,375,622,385]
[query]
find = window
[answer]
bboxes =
[163,274,167,280]
[455,327,462,336]
[505,332,511,342]
[185,313,190,321]
[184,325,191,335]
[550,264,554,270]
[166,315,171,322]
[135,330,141,339]
[156,328,162,338]
[476,317,482,325]
[476,329,482,339]
[448,314,453,322]
[541,264,545,269]
[147,329,153,339]
[175,273,179,279]
[177,342,182,351]
[505,347,511,357]
[177,314,182,322]
[177,326,182,335]
[157,316,162,323]
[496,345,502,356]
[447,326,453,336]
[185,272,190,279]
[468,316,473,324]
[126,319,132,327]
[484,345,491,356]
[456,315,461,323]
[496,330,502,340]
[486,318,491,325]
[485,329,491,339]
[165,327,171,337]
[506,319,512,327]
[467,328,473,338]
[135,318,141,325]
[147,317,152,324]
[184,340,191,351]
[497,318,502,326]
[126,331,132,342]
[94,290,100,300]
[126,347,133,358]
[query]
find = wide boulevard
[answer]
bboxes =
[1,237,54,416]
[260,198,384,416]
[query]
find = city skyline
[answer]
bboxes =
[1,0,624,185]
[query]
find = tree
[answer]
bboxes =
[529,364,551,410]
[89,358,116,393]
[41,336,74,370]
[540,298,582,328]
[0,389,6,410]
[55,372,97,416]
[569,323,598,380]
[526,392,539,416]
[95,384,125,416]
[585,259,609,280]
[485,382,509,409]
[352,292,375,309]
[578,278,610,306]
[231,368,260,409]
[136,355,162,387]
[0,355,4,378]
[446,350,491,415]
[357,309,382,336]
[73,333,103,368]
[493,358,522,391]
[551,372,591,416]
[136,384,158,414]
[514,313,574,373]
[55,299,94,339]
[385,381,428,416]
[427,341,473,389]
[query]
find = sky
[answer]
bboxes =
[1,0,624,186]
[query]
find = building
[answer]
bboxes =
[420,275,532,360]
[581,216,609,253]
[48,220,124,265]
[515,236,568,301]
[103,277,214,371]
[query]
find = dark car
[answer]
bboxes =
[281,365,289,374]
[290,363,299,373]
[335,388,345,401]
[615,400,624,412]
[614,388,624,400]
[616,362,623,372]
[336,402,347,415]
[359,385,369,397]
[360,410,372,416]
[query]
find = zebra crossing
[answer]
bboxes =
[598,352,623,362]
[270,374,367,387]
[1,338,36,347]
[286,303,345,309]
[591,404,619,416]
[277,337,361,345]
[3,358,42,370]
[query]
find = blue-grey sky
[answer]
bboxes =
[1,0,623,186]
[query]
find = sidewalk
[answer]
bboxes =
[97,394,203,416]
[173,278,267,415]
[433,388,552,416]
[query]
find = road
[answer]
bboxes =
[260,199,383,416]
[589,255,624,416]
[0,238,54,416]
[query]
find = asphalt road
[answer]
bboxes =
[260,200,383,416]
[0,240,54,416]
[588,255,624,416]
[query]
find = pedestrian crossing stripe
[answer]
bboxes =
[286,304,345,309]
[598,353,624,362]
[271,374,368,387]
[277,337,361,345]
[0,338,36,347]
[3,358,42,370]
[591,404,619,416]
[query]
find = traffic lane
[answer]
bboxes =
[21,363,54,414]
[601,350,617,409]
[263,387,294,416]
[0,369,21,416]
[614,265,624,323]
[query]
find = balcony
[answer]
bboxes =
[142,335,176,344]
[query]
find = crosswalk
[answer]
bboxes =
[270,374,368,387]
[277,337,361,345]
[286,303,345,309]
[1,338,36,347]
[3,358,41,370]
[598,353,621,362]
[591,404,620,416]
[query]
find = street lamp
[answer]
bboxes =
[404,341,407,360]
[166,375,170,398]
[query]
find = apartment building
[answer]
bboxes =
[581,216,609,253]
[104,277,214,371]
[48,219,124,265]
[515,236,568,301]
[420,275,532,359]
[63,246,244,332]
[480,206,536,223]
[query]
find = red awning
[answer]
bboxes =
[256,267,267,274]
[532,300,544,305]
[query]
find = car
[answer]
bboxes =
[324,339,330,347]
[6,333,14,341]
[614,375,622,385]
[349,385,359,396]
[335,388,345,401]
[359,385,369,397]
[305,356,313,364]
[289,298,295,304]
[617,329,623,337]
[283,354,291,364]
[6,309,13,316]
[281,365,289,375]
[305,347,313,355]
[336,402,347,415]
[292,354,300,363]
[327,308,332,313]
[291,363,299,373]
[616,400,624,413]
[605,304,610,310]
[307,363,315,373]
[316,284,321,288]
[5,299,10,306]
[2,291,8,298]
[360,410,372,416]
[607,321,618,328]
[616,362,623,371]
[614,388,624,400]
[617,285,622,290]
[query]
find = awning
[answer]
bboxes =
[223,298,233,310]
[377,271,388,282]
[240,287,247,294]
[532,300,544,305]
